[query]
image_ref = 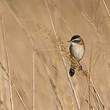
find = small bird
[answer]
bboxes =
[68,35,85,76]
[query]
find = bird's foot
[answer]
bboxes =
[78,65,82,71]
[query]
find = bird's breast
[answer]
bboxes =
[70,43,84,61]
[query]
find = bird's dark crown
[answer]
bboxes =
[70,35,80,41]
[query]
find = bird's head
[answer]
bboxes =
[67,35,83,45]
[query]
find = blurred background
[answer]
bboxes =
[0,0,110,109]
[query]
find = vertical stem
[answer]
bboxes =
[0,16,14,110]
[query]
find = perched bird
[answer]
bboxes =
[68,35,85,76]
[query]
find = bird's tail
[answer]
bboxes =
[69,67,75,77]
[69,60,76,77]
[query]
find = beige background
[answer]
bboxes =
[0,0,110,110]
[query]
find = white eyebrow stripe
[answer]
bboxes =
[72,38,80,41]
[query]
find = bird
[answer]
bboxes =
[68,35,85,77]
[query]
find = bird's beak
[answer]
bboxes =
[67,40,71,42]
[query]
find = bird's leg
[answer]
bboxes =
[78,65,82,70]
